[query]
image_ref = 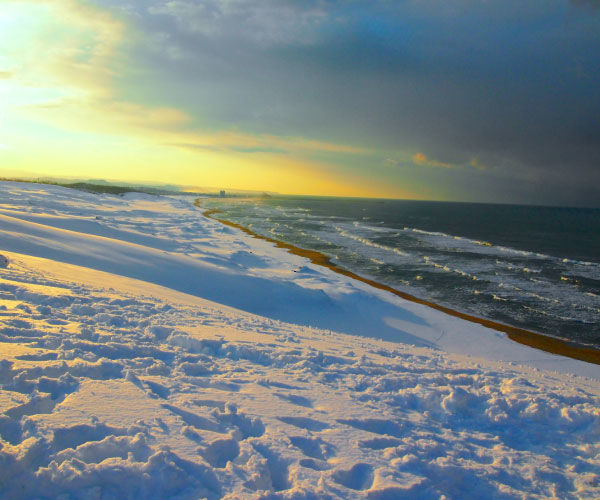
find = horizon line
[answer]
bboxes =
[1,175,599,210]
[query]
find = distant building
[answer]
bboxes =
[219,190,226,198]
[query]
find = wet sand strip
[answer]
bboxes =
[199,204,600,366]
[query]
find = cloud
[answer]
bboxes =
[569,0,600,8]
[412,153,428,165]
[469,159,486,171]
[146,0,327,46]
[91,0,600,204]
[21,96,191,137]
[172,143,289,155]
[1,0,123,90]
[4,1,367,165]
[412,152,452,169]
[5,0,600,205]
[167,133,366,158]
[2,2,196,146]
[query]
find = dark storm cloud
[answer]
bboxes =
[97,0,600,206]
[570,0,600,8]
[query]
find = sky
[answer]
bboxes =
[0,0,599,205]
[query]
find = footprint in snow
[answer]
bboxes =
[251,443,291,492]
[332,463,374,491]
[52,423,127,452]
[162,404,221,433]
[337,418,404,438]
[299,458,331,471]
[277,416,329,431]
[199,438,240,468]
[144,380,170,399]
[192,399,226,411]
[274,393,313,408]
[359,437,402,450]
[289,435,335,460]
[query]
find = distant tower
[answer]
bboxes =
[219,190,226,198]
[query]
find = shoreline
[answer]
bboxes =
[198,203,600,366]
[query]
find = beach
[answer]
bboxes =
[1,181,599,499]
[200,196,600,349]
[201,206,600,366]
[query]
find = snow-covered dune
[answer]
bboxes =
[0,181,598,499]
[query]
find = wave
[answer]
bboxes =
[402,226,599,270]
[242,204,598,271]
[331,225,410,258]
[208,200,600,345]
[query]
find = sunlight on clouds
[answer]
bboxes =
[0,0,123,131]
[0,0,199,171]
[412,152,452,169]
[1,0,346,156]
[168,132,367,157]
[0,1,119,161]
[0,0,122,91]
[0,0,597,203]
[0,0,418,199]
[22,98,192,136]
[412,152,428,165]
[0,1,192,140]
[470,158,487,170]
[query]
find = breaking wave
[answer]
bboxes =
[203,197,600,346]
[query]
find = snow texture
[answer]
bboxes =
[0,181,598,499]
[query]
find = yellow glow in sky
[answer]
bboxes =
[0,0,422,199]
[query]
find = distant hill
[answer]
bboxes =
[0,177,279,198]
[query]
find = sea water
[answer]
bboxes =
[202,196,600,347]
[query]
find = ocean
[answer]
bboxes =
[201,196,600,347]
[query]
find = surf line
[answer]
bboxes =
[198,202,600,366]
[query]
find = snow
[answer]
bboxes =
[0,181,598,499]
